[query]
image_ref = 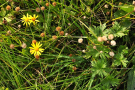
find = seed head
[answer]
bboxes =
[21,42,27,48]
[78,38,83,43]
[60,31,64,36]
[36,7,40,12]
[10,44,14,49]
[56,26,61,32]
[18,24,21,28]
[52,35,57,40]
[82,50,86,53]
[32,40,37,44]
[7,30,11,35]
[52,2,56,6]
[65,33,68,36]
[15,7,20,12]
[104,4,108,8]
[110,40,116,46]
[41,6,45,11]
[102,36,107,41]
[40,33,45,37]
[108,34,114,40]
[6,5,11,10]
[97,37,103,42]
[46,3,49,7]
[109,51,115,57]
[83,16,86,19]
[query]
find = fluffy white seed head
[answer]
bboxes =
[109,51,115,57]
[110,40,116,46]
[108,34,114,40]
[78,38,83,43]
[102,36,107,41]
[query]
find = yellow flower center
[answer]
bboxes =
[31,17,36,21]
[35,47,39,51]
[25,18,29,22]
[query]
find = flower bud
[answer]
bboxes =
[109,51,115,57]
[56,26,61,32]
[60,31,64,36]
[73,67,77,71]
[15,7,20,12]
[10,44,14,49]
[36,7,40,12]
[32,40,37,44]
[41,6,45,11]
[102,36,107,41]
[52,2,56,6]
[93,46,96,49]
[72,59,76,62]
[78,38,83,43]
[40,33,45,37]
[6,5,11,10]
[69,54,72,57]
[35,55,40,59]
[108,34,114,40]
[97,37,103,42]
[100,51,103,53]
[46,3,49,7]
[52,35,57,40]
[110,40,116,46]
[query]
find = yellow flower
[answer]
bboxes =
[29,42,44,56]
[29,14,39,25]
[21,13,31,27]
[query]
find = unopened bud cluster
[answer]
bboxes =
[97,34,116,46]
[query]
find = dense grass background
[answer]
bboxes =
[0,0,135,90]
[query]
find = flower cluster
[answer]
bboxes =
[21,13,39,27]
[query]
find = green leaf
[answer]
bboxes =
[0,8,6,17]
[120,5,134,13]
[127,66,135,90]
[91,59,109,78]
[113,53,128,67]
